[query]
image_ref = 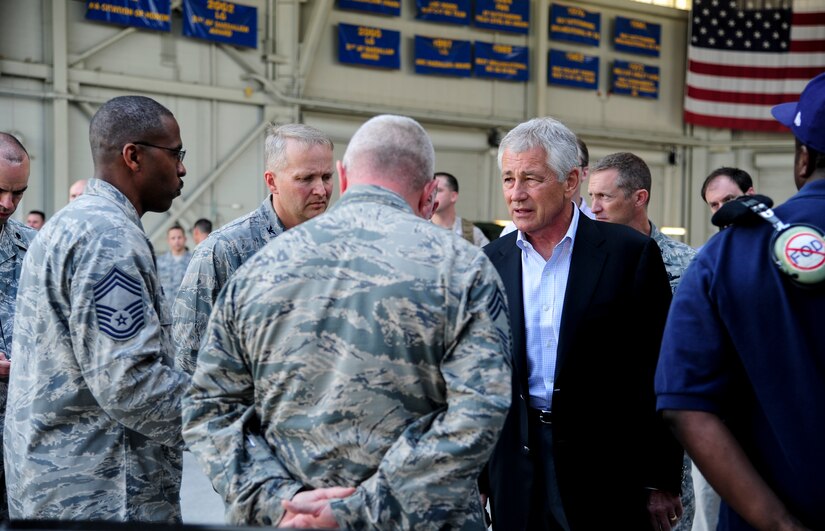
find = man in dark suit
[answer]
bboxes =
[482,117,683,530]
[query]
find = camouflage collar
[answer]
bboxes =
[85,179,144,232]
[260,195,285,241]
[336,185,414,214]
[0,218,32,263]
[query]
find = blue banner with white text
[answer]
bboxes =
[338,0,401,16]
[85,0,171,31]
[550,4,600,47]
[614,16,661,57]
[612,60,659,98]
[474,0,529,34]
[338,23,401,69]
[182,0,257,48]
[415,0,470,25]
[548,50,598,90]
[474,41,528,81]
[414,36,472,77]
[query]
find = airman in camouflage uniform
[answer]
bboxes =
[0,133,37,520]
[156,225,192,316]
[183,115,512,530]
[651,221,697,293]
[4,97,190,522]
[172,123,333,374]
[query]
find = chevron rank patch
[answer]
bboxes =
[93,266,145,341]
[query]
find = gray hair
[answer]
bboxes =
[342,115,435,191]
[0,132,29,165]
[89,96,174,164]
[590,152,651,203]
[497,117,579,183]
[264,123,333,172]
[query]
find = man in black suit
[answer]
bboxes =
[482,117,683,530]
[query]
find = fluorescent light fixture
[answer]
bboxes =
[661,226,687,236]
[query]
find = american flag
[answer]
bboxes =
[684,0,825,131]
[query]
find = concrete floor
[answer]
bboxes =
[181,451,226,525]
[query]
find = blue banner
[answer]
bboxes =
[182,0,257,48]
[415,0,470,25]
[614,16,661,57]
[549,4,600,47]
[474,0,529,34]
[338,0,400,16]
[612,60,659,99]
[414,36,472,77]
[338,23,400,69]
[85,0,171,31]
[474,41,528,81]
[548,50,598,90]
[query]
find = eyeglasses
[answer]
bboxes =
[132,141,186,162]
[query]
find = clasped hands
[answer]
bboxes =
[278,486,356,529]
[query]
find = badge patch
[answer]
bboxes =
[93,266,145,341]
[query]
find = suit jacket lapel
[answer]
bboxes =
[489,236,529,394]
[555,216,606,380]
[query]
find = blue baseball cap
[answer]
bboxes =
[771,71,825,153]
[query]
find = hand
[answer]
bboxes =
[0,355,10,378]
[647,489,683,530]
[278,486,356,529]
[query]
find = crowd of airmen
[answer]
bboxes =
[0,71,822,531]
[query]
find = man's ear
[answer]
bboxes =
[337,160,348,194]
[264,170,277,195]
[796,144,811,178]
[418,178,438,219]
[564,166,580,197]
[635,189,649,207]
[123,144,140,171]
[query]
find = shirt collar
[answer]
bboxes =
[334,184,415,215]
[84,178,144,231]
[516,200,580,254]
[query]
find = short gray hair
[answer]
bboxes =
[497,117,579,183]
[342,115,435,191]
[265,123,333,172]
[89,96,174,164]
[590,152,651,203]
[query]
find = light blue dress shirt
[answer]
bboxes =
[517,204,580,410]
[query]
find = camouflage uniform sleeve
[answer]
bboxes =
[71,227,190,447]
[182,281,303,526]
[331,255,513,529]
[172,238,232,375]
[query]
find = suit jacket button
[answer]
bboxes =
[522,445,530,455]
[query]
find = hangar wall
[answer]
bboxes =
[0,0,796,249]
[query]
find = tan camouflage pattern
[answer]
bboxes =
[172,197,284,374]
[3,179,190,522]
[651,221,697,293]
[0,218,36,520]
[183,185,512,530]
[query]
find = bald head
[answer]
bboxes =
[69,179,87,201]
[0,133,31,225]
[342,115,435,193]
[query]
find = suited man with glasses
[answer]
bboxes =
[4,95,191,522]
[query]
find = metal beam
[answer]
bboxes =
[297,0,334,96]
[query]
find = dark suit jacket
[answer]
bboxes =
[483,214,683,530]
